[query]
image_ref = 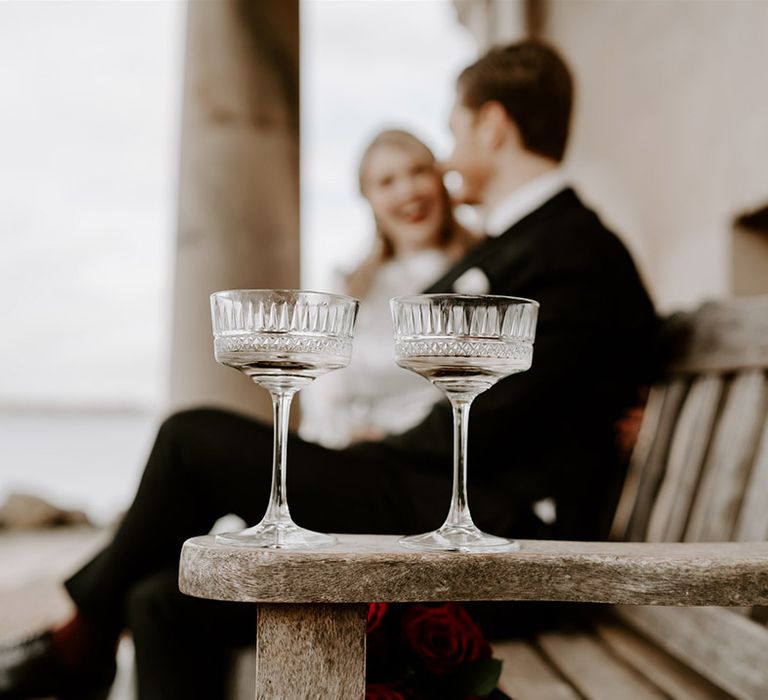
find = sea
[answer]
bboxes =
[0,407,161,526]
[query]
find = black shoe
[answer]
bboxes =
[0,631,116,700]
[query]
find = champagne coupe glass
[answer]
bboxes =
[210,289,358,548]
[390,294,538,552]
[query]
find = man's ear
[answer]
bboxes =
[477,101,520,150]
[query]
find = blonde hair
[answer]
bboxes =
[346,129,478,298]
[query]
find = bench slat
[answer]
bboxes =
[735,413,768,542]
[685,370,767,542]
[614,606,768,700]
[613,380,689,541]
[593,619,732,699]
[179,535,768,606]
[611,383,669,540]
[492,639,580,700]
[646,375,724,542]
[536,628,663,699]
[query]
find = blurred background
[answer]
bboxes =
[0,0,767,527]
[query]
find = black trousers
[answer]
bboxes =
[64,408,557,699]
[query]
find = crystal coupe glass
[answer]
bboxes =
[390,294,538,552]
[210,289,358,548]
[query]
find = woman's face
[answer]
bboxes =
[362,144,445,255]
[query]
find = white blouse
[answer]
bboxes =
[299,249,450,448]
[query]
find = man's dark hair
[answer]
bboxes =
[458,40,573,162]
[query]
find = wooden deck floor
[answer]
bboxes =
[0,526,135,699]
[0,526,109,641]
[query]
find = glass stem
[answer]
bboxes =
[263,388,296,525]
[443,396,476,530]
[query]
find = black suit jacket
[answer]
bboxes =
[383,188,659,539]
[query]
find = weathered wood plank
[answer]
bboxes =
[735,412,768,541]
[685,370,767,542]
[615,605,768,700]
[537,628,663,699]
[646,375,723,542]
[255,603,365,700]
[492,639,580,700]
[610,383,669,540]
[593,618,732,699]
[626,380,689,541]
[179,535,768,606]
[667,297,768,374]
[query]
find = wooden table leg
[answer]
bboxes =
[255,603,366,699]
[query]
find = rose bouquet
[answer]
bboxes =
[365,602,502,699]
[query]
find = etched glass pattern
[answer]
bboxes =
[391,294,536,342]
[394,339,532,361]
[215,333,352,358]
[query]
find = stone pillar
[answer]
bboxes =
[169,0,299,419]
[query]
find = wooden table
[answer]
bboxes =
[178,534,768,698]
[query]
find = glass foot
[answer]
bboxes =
[215,520,337,549]
[399,525,520,553]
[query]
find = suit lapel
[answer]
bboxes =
[425,188,577,294]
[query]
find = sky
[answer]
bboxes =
[0,0,476,410]
[0,0,184,408]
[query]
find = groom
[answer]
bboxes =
[0,40,658,700]
[391,40,658,539]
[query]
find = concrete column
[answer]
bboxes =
[169,0,299,419]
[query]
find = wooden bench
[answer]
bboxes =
[179,295,768,699]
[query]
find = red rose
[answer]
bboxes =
[365,682,406,700]
[401,603,491,676]
[367,602,389,633]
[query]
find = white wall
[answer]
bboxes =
[545,0,768,313]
